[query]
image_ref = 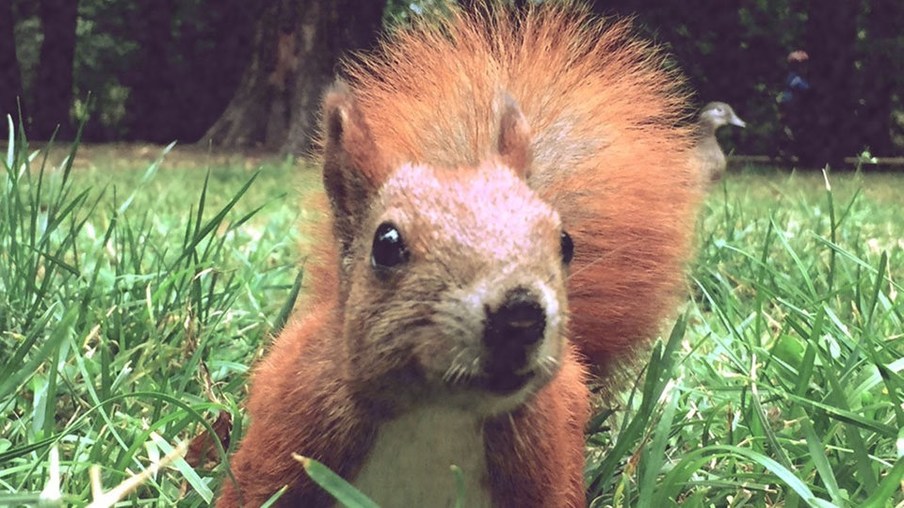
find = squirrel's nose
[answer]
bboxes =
[484,288,546,349]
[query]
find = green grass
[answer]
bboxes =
[586,171,904,507]
[1,120,902,507]
[0,122,308,506]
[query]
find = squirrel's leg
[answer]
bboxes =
[216,317,377,507]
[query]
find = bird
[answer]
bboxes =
[693,101,746,183]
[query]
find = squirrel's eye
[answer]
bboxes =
[371,222,409,270]
[561,231,574,265]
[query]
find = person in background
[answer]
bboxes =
[777,50,813,166]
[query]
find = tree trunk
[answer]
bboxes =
[201,0,386,155]
[31,0,79,140]
[0,0,24,122]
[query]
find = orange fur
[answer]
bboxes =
[219,3,700,507]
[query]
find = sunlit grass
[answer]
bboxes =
[0,125,305,506]
[586,169,904,507]
[1,123,902,506]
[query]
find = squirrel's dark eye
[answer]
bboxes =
[371,222,409,270]
[560,231,574,265]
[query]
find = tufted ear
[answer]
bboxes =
[496,93,533,179]
[321,82,388,258]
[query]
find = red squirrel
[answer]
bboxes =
[217,3,700,507]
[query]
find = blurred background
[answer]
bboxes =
[1,0,902,168]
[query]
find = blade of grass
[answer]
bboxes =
[293,454,379,508]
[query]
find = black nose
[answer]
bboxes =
[484,289,546,350]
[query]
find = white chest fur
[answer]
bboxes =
[350,406,493,508]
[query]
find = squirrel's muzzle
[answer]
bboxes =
[485,288,546,348]
[481,288,547,393]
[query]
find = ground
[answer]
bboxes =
[1,141,902,506]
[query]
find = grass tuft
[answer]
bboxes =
[0,119,304,506]
[586,171,904,506]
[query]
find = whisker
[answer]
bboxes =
[565,243,631,282]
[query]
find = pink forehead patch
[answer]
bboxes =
[379,162,561,261]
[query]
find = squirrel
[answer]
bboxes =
[216,3,701,507]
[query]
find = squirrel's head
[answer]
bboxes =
[320,83,571,415]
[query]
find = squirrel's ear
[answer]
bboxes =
[321,82,386,257]
[496,93,532,179]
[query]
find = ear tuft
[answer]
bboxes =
[497,93,533,178]
[323,81,352,148]
[320,81,386,263]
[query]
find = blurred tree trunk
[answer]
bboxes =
[121,0,176,143]
[201,0,386,155]
[0,0,24,121]
[31,0,78,140]
[801,1,859,169]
